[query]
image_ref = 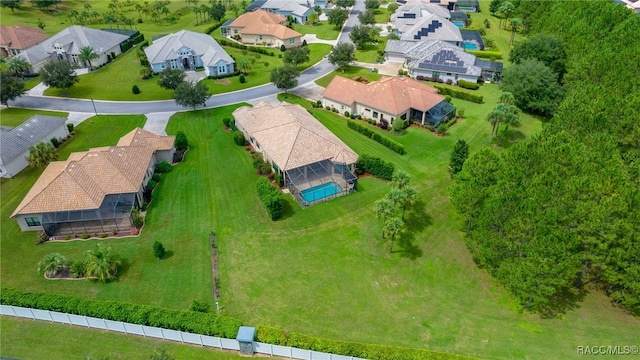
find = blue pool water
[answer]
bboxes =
[463,42,478,50]
[453,21,465,28]
[301,182,341,202]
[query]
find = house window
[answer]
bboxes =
[161,64,166,69]
[218,65,227,74]
[401,113,407,120]
[259,35,263,40]
[373,111,379,118]
[455,74,458,80]
[365,108,371,112]
[234,29,238,34]
[289,38,295,45]
[170,58,178,69]
[25,217,41,227]
[446,73,452,76]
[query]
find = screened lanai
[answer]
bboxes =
[285,159,358,207]
[41,193,136,236]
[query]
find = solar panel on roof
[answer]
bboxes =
[417,49,467,73]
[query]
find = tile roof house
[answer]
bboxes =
[386,39,485,83]
[260,0,316,24]
[11,128,175,236]
[0,115,68,179]
[0,25,49,58]
[233,101,358,206]
[144,30,234,76]
[17,26,129,73]
[322,76,456,127]
[223,10,303,48]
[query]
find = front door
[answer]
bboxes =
[182,58,189,69]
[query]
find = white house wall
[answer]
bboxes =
[410,68,478,83]
[14,214,44,232]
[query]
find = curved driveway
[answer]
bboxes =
[9,1,365,114]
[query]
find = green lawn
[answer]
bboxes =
[42,48,175,100]
[0,317,247,360]
[293,21,341,40]
[0,108,68,127]
[2,98,638,359]
[355,37,388,63]
[315,66,383,88]
[375,8,393,24]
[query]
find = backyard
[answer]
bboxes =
[3,92,636,359]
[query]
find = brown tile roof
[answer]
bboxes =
[229,9,300,40]
[229,9,285,28]
[233,102,358,171]
[11,129,174,217]
[322,76,444,115]
[0,25,49,50]
[117,127,175,151]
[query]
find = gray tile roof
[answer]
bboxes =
[144,30,233,67]
[18,26,129,68]
[391,1,451,23]
[399,14,462,42]
[0,115,67,164]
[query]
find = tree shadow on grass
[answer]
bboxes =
[396,199,432,260]
[539,287,588,319]
[161,250,174,260]
[279,198,297,221]
[494,129,526,148]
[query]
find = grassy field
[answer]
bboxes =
[1,98,638,359]
[355,37,387,63]
[0,317,247,360]
[315,65,383,88]
[465,0,524,62]
[0,108,68,127]
[294,21,340,40]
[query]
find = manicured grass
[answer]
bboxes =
[0,108,68,127]
[355,37,387,63]
[315,65,383,88]
[2,98,638,359]
[42,49,175,100]
[23,77,41,90]
[0,317,247,360]
[0,1,219,38]
[294,21,340,40]
[374,8,393,24]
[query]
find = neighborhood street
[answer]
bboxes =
[7,1,364,114]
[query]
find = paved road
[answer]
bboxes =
[8,1,364,114]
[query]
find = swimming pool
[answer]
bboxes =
[453,21,465,28]
[463,42,478,50]
[301,182,342,202]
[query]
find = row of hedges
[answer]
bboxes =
[204,20,225,34]
[0,288,241,338]
[433,85,484,104]
[207,70,241,80]
[355,154,395,180]
[217,37,276,57]
[347,120,405,155]
[256,178,284,220]
[456,79,480,90]
[466,50,502,60]
[256,326,471,360]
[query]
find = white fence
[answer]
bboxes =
[1,305,366,360]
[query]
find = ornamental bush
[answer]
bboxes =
[174,131,188,150]
[347,120,406,154]
[457,79,480,90]
[355,154,394,180]
[434,85,483,103]
[256,178,284,220]
[132,85,141,94]
[154,161,173,173]
[233,131,246,146]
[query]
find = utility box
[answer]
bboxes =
[236,326,256,355]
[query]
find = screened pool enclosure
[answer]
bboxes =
[284,160,357,207]
[40,193,136,236]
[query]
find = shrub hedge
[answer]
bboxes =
[255,326,471,360]
[355,154,395,180]
[256,178,284,220]
[466,50,502,60]
[347,121,405,155]
[0,288,241,338]
[154,161,173,173]
[217,38,276,57]
[233,131,246,146]
[433,85,483,104]
[456,79,480,90]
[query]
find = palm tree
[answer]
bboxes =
[86,244,122,283]
[104,14,116,29]
[486,106,503,142]
[509,18,522,45]
[68,9,79,24]
[142,7,150,21]
[92,10,100,20]
[135,3,143,19]
[38,253,67,277]
[383,217,405,253]
[374,198,395,239]
[84,2,91,10]
[7,56,29,77]
[78,46,99,71]
[162,6,170,20]
[27,142,58,168]
[193,6,200,24]
[238,58,250,74]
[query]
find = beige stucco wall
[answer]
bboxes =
[14,214,44,232]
